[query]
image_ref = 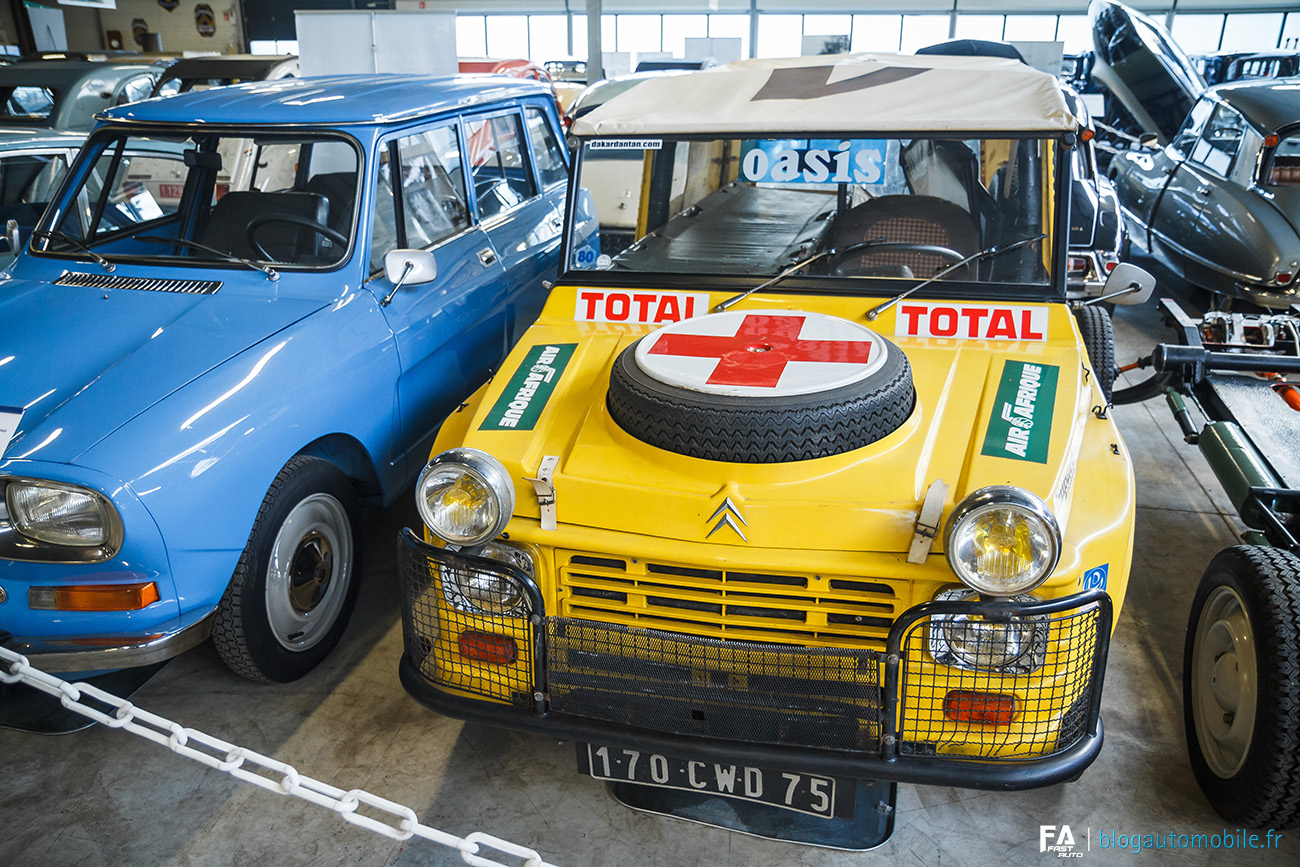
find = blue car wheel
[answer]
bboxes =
[212,456,360,682]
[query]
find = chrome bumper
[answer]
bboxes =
[6,614,213,672]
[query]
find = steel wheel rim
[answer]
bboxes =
[264,493,353,652]
[1191,585,1258,779]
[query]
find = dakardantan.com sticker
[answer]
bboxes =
[980,360,1058,463]
[479,344,577,431]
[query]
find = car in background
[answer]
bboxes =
[0,74,583,684]
[1224,51,1300,84]
[150,54,298,97]
[0,57,164,132]
[459,57,575,114]
[1110,80,1300,308]
[0,131,84,267]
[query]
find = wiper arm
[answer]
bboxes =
[713,237,889,313]
[32,228,115,273]
[135,235,279,282]
[863,234,1046,321]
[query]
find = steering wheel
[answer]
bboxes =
[246,213,347,262]
[827,240,966,276]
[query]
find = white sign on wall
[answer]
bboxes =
[295,11,457,77]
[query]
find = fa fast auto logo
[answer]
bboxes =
[576,290,709,324]
[1041,825,1082,858]
[895,302,1048,341]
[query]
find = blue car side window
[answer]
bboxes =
[370,123,470,274]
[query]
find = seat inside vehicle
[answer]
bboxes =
[200,190,331,263]
[822,194,980,278]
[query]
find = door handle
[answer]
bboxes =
[550,215,563,229]
[477,248,498,267]
[1196,186,1211,196]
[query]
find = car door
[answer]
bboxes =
[366,120,509,472]
[464,107,563,347]
[1115,97,1211,251]
[1144,103,1242,280]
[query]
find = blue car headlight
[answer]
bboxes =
[2,477,123,561]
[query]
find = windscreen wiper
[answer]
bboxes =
[134,234,279,282]
[712,238,885,313]
[862,234,1046,321]
[32,228,115,273]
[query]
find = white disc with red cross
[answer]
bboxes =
[634,310,888,397]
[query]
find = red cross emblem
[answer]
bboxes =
[646,313,874,388]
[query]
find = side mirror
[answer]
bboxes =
[381,248,437,307]
[1138,133,1160,150]
[4,219,20,254]
[1099,262,1156,306]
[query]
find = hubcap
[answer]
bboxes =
[264,493,353,652]
[1191,585,1257,778]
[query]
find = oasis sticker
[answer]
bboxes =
[980,360,1058,463]
[895,303,1048,342]
[0,405,22,458]
[739,139,885,185]
[1082,564,1109,592]
[576,290,708,324]
[480,344,576,431]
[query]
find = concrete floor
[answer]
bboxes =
[4,286,1300,866]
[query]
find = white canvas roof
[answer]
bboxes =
[571,53,1077,137]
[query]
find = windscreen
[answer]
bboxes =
[569,135,1056,288]
[36,129,361,271]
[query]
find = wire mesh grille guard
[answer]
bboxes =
[398,531,538,707]
[895,595,1109,761]
[546,618,885,752]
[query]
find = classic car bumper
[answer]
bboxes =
[398,530,1113,791]
[2,613,213,673]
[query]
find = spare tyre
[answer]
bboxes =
[606,309,915,463]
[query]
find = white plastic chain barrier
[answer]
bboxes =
[0,646,559,867]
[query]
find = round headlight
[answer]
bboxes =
[444,540,535,617]
[944,486,1060,596]
[5,478,120,550]
[415,448,515,546]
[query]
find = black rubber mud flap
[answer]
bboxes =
[609,778,897,850]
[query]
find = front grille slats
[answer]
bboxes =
[546,617,884,751]
[56,271,222,295]
[560,551,898,650]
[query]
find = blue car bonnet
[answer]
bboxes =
[0,276,325,464]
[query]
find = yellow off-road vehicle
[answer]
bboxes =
[397,54,1152,847]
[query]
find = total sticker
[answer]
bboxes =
[575,289,708,324]
[895,302,1048,342]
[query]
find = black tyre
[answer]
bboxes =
[1184,546,1300,829]
[1074,305,1115,402]
[213,456,361,683]
[606,331,915,463]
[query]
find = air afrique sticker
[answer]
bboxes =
[980,360,1058,463]
[480,344,576,431]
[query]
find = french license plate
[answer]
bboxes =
[577,742,847,818]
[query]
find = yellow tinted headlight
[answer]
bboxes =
[944,486,1060,596]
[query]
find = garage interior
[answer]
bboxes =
[3,2,1300,865]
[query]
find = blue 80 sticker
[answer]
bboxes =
[574,245,597,266]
